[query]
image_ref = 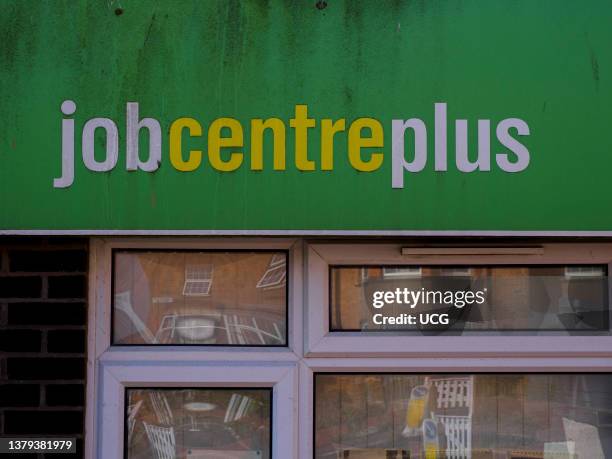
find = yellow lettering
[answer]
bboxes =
[321,119,345,170]
[169,118,202,172]
[208,118,243,171]
[289,105,316,171]
[250,118,286,170]
[348,118,384,172]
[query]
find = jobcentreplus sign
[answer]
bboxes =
[54,102,530,189]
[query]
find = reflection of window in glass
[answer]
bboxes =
[112,251,287,346]
[315,373,612,459]
[256,254,287,289]
[126,388,271,459]
[565,266,606,278]
[330,265,610,334]
[436,267,471,276]
[183,264,213,296]
[382,267,423,278]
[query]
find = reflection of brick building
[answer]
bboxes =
[331,267,608,333]
[114,252,287,345]
[126,388,271,459]
[316,374,612,459]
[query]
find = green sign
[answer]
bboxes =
[1,0,610,232]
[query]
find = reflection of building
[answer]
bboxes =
[113,252,287,345]
[332,266,608,333]
[4,5,612,459]
[316,374,611,459]
[257,254,287,289]
[127,389,271,459]
[182,264,214,296]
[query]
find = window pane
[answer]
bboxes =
[113,251,287,345]
[315,373,612,459]
[126,388,271,459]
[331,265,609,334]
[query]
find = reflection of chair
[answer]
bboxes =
[338,449,409,458]
[224,394,255,423]
[187,450,262,458]
[428,376,473,459]
[156,312,284,345]
[434,416,471,459]
[430,376,473,412]
[223,314,284,345]
[127,399,143,442]
[144,422,176,459]
[149,392,174,425]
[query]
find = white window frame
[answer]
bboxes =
[182,263,214,296]
[86,237,303,459]
[305,242,612,357]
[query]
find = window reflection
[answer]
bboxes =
[126,388,271,459]
[315,374,612,459]
[331,265,609,334]
[113,251,287,345]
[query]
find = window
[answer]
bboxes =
[94,360,297,459]
[314,373,612,459]
[257,254,287,289]
[183,264,213,296]
[112,251,288,346]
[89,239,612,459]
[88,239,300,459]
[306,243,612,356]
[125,388,271,459]
[331,264,609,333]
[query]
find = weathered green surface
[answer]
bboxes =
[0,0,610,232]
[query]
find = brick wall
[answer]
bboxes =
[0,237,87,458]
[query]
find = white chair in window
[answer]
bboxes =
[224,393,255,423]
[126,399,143,443]
[144,422,176,459]
[427,376,474,459]
[186,450,262,459]
[149,392,174,426]
[221,313,284,346]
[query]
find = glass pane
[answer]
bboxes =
[315,373,612,459]
[126,388,271,459]
[330,265,609,334]
[113,251,287,345]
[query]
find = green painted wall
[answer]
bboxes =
[0,0,610,231]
